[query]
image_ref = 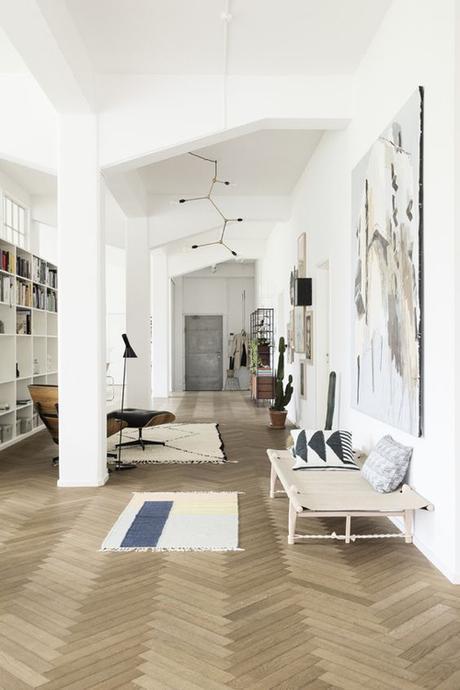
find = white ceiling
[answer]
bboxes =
[0,160,56,196]
[138,129,322,198]
[0,27,28,73]
[64,0,391,75]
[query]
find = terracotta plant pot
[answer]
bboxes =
[269,408,288,429]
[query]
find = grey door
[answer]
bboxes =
[185,315,223,391]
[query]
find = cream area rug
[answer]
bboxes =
[101,492,240,552]
[108,423,227,464]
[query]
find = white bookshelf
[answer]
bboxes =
[0,235,58,451]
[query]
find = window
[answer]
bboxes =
[3,196,27,248]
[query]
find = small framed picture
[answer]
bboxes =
[289,267,298,306]
[299,360,307,399]
[294,306,305,353]
[297,233,307,278]
[305,310,313,362]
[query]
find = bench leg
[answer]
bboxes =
[269,463,277,498]
[288,500,297,545]
[345,515,351,544]
[404,510,413,543]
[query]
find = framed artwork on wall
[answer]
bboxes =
[286,320,291,353]
[294,306,305,353]
[289,267,298,306]
[299,360,307,399]
[351,87,424,437]
[305,310,313,362]
[289,310,295,363]
[297,233,307,278]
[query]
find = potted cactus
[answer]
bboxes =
[269,337,293,429]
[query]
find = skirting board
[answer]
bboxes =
[57,472,110,488]
[389,515,459,584]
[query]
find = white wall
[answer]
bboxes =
[152,248,169,398]
[0,75,57,172]
[172,265,254,391]
[106,245,126,384]
[257,0,458,581]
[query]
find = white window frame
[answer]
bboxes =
[2,194,29,249]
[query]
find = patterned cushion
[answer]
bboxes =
[361,435,413,493]
[290,429,359,470]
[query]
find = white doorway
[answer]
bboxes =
[315,261,330,427]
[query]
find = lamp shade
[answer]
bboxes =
[122,333,137,358]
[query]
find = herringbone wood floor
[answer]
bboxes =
[1,391,459,689]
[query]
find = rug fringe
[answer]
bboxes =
[129,459,227,464]
[100,546,244,552]
[130,490,242,496]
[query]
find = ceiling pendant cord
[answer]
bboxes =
[221,0,232,130]
[179,152,243,257]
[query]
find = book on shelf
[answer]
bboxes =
[47,289,57,312]
[16,310,31,335]
[0,249,14,274]
[16,280,31,307]
[16,256,30,279]
[32,256,47,284]
[47,266,57,288]
[32,284,46,309]
[0,275,12,303]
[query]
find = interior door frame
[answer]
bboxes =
[183,312,226,391]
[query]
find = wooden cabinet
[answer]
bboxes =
[251,373,275,401]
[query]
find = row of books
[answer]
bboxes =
[16,256,30,279]
[33,285,46,310]
[16,311,31,335]
[47,290,58,312]
[0,249,14,274]
[16,281,31,307]
[32,256,47,284]
[0,275,12,303]
[47,267,58,289]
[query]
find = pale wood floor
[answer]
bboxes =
[1,391,460,689]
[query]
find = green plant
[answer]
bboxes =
[272,337,293,411]
[249,339,263,374]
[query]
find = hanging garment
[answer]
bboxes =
[241,343,247,368]
[231,331,249,372]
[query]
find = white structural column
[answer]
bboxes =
[152,248,170,398]
[126,218,152,408]
[58,114,108,487]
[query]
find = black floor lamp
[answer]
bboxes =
[115,333,137,471]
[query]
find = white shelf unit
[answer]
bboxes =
[0,235,58,451]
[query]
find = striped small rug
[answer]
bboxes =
[101,492,241,552]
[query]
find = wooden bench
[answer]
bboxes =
[267,449,433,544]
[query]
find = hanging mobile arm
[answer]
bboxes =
[179,152,243,256]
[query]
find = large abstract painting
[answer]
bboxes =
[352,88,423,436]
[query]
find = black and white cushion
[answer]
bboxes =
[290,429,358,470]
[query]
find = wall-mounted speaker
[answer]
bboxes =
[294,278,312,306]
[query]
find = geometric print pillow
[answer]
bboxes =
[290,429,359,470]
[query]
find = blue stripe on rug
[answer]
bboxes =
[121,501,173,548]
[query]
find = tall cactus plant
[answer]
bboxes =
[272,337,293,411]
